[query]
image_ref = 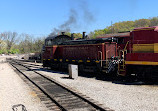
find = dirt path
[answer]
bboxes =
[0,56,48,111]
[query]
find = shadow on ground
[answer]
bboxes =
[22,64,158,86]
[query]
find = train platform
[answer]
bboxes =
[0,56,48,111]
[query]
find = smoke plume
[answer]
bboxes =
[80,1,95,24]
[49,0,95,37]
[49,9,77,36]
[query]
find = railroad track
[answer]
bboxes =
[8,58,113,111]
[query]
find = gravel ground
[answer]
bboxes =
[4,57,158,111]
[26,62,158,111]
[0,56,48,111]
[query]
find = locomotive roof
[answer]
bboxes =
[96,32,131,39]
[45,35,56,40]
[45,34,71,40]
[133,26,158,31]
[60,37,116,45]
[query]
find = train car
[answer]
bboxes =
[124,26,158,80]
[42,32,118,74]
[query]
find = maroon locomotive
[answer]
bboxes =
[42,32,117,74]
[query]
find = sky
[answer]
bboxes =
[0,0,158,37]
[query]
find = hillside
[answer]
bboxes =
[89,17,158,38]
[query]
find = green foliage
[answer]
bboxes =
[0,49,19,54]
[150,17,158,26]
[0,49,7,54]
[65,32,71,36]
[73,33,82,38]
[17,36,45,54]
[113,21,135,32]
[64,32,82,38]
[89,16,158,39]
[8,49,20,54]
[134,19,150,27]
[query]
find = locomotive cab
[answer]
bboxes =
[42,34,72,67]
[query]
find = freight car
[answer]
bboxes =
[42,32,118,74]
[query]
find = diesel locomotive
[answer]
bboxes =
[42,32,117,74]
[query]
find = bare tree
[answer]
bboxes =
[33,37,45,52]
[18,34,45,53]
[2,32,18,50]
[0,33,4,49]
[18,34,32,53]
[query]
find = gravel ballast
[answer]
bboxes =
[0,56,48,111]
[29,63,158,111]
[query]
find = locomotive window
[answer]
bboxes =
[48,40,51,45]
[46,39,53,46]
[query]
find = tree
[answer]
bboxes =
[150,17,158,26]
[2,32,18,50]
[33,37,45,52]
[112,21,135,32]
[0,33,4,44]
[0,33,5,50]
[88,28,111,39]
[134,19,150,27]
[73,33,82,38]
[18,34,34,53]
[17,33,45,54]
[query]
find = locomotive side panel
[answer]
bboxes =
[62,44,103,60]
[43,47,53,59]
[42,46,53,67]
[105,43,117,59]
[54,46,63,59]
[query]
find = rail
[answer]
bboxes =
[8,58,113,111]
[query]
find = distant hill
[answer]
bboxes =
[89,17,158,38]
